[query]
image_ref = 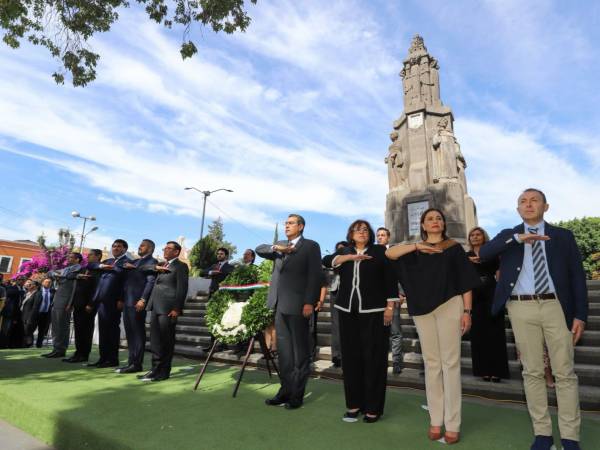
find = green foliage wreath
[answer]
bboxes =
[205,281,273,345]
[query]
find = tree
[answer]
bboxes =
[1,0,257,86]
[188,217,236,275]
[554,217,600,279]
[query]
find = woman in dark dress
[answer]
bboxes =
[467,227,510,382]
[386,208,480,445]
[322,220,398,423]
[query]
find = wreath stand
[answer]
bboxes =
[193,330,279,397]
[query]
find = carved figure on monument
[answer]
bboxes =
[384,131,409,190]
[431,118,466,183]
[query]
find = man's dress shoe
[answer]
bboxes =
[265,396,287,406]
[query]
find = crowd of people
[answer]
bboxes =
[0,187,588,450]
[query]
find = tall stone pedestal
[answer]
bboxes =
[384,35,477,244]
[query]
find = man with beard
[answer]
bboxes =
[116,239,158,374]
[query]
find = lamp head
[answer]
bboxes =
[89,216,96,221]
[71,211,80,218]
[89,226,99,233]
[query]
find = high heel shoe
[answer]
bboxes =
[428,426,442,440]
[444,432,460,445]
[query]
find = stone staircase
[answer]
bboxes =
[146,280,600,411]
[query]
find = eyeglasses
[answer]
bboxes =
[284,221,298,226]
[352,227,369,234]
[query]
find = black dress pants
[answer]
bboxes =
[123,306,146,368]
[150,312,176,377]
[339,309,389,415]
[35,312,51,348]
[73,307,96,358]
[97,302,121,363]
[275,310,311,404]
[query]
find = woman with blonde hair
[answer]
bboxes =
[467,227,509,382]
[386,208,479,444]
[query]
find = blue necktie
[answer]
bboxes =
[529,227,550,293]
[41,290,49,312]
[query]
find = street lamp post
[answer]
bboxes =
[184,187,233,241]
[71,211,97,251]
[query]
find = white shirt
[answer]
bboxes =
[512,221,556,295]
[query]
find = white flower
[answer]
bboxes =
[220,302,246,329]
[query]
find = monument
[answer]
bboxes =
[384,35,477,244]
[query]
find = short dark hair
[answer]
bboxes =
[89,249,103,259]
[244,248,255,261]
[142,239,156,252]
[345,219,375,246]
[217,247,229,257]
[30,280,40,288]
[166,241,182,253]
[335,241,348,250]
[376,227,391,236]
[70,252,83,263]
[522,188,547,204]
[288,214,306,232]
[113,239,129,250]
[420,208,449,241]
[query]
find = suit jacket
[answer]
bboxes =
[202,261,235,293]
[256,237,322,315]
[146,259,189,314]
[21,291,42,325]
[480,222,588,327]
[322,245,399,313]
[123,255,158,307]
[92,256,131,306]
[72,263,101,309]
[49,264,81,309]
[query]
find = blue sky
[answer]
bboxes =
[1,0,599,259]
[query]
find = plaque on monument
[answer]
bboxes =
[408,112,423,129]
[407,200,429,237]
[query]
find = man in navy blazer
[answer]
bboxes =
[87,239,131,368]
[480,188,587,450]
[115,239,158,374]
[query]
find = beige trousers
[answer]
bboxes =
[507,298,580,441]
[413,295,463,432]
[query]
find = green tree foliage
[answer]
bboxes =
[554,217,600,279]
[188,217,236,275]
[1,0,257,86]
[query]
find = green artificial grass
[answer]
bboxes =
[0,348,599,450]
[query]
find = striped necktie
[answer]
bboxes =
[528,227,550,293]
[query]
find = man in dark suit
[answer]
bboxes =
[21,280,42,347]
[88,239,130,368]
[256,214,322,409]
[116,239,158,374]
[63,249,102,363]
[139,241,189,382]
[35,277,54,348]
[480,188,587,450]
[203,247,235,295]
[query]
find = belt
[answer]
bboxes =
[509,294,556,301]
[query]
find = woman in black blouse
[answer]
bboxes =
[322,220,398,423]
[467,227,509,382]
[386,208,479,445]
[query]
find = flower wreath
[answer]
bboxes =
[204,262,274,345]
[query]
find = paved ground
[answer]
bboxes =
[0,419,53,450]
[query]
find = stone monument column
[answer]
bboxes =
[385,35,477,244]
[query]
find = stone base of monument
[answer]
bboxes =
[386,181,477,244]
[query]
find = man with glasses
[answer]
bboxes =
[256,214,322,409]
[139,241,189,382]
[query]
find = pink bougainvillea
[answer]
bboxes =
[13,245,88,279]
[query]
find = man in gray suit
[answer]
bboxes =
[256,214,322,409]
[42,252,82,358]
[139,241,189,382]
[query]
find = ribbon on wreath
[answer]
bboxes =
[218,282,270,291]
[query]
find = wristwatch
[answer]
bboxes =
[463,308,472,315]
